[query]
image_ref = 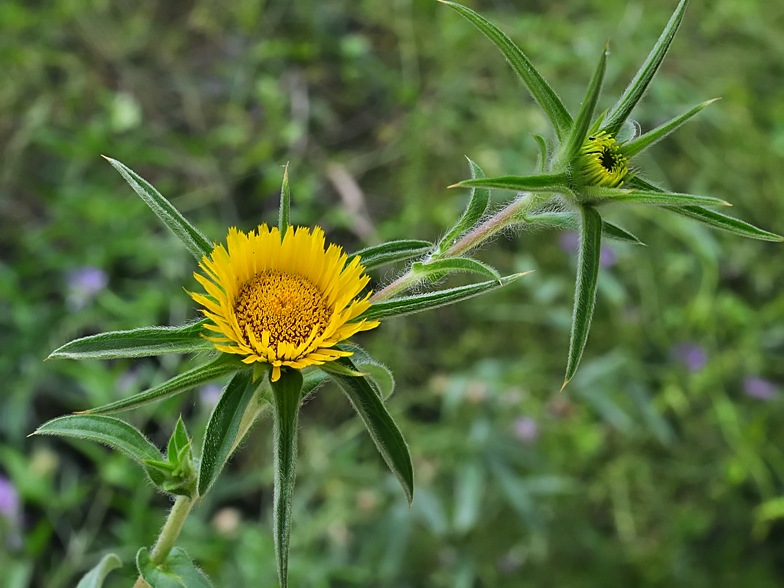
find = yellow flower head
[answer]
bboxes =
[576,131,629,188]
[191,225,380,382]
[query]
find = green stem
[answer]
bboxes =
[132,495,196,587]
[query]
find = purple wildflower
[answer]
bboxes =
[0,476,19,521]
[743,377,778,401]
[512,416,539,444]
[66,266,108,310]
[671,342,708,372]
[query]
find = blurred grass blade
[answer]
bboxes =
[564,206,602,389]
[197,369,255,498]
[439,1,573,140]
[137,547,212,588]
[562,44,608,164]
[278,162,291,238]
[270,369,304,588]
[359,273,529,321]
[80,355,238,414]
[33,415,166,486]
[453,172,570,193]
[349,240,432,269]
[438,159,490,253]
[525,211,644,244]
[531,134,549,172]
[48,320,212,360]
[413,258,501,282]
[76,553,123,588]
[103,156,213,261]
[602,0,689,136]
[584,186,729,207]
[326,357,413,505]
[621,99,719,158]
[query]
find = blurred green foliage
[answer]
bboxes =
[2,0,784,586]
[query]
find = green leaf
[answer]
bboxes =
[531,134,549,172]
[564,206,603,389]
[33,415,166,486]
[602,0,690,136]
[197,369,256,498]
[136,547,212,588]
[278,162,291,238]
[80,355,239,415]
[168,416,190,460]
[326,357,413,504]
[103,156,213,261]
[439,0,573,141]
[48,320,212,361]
[621,99,718,158]
[76,553,123,588]
[336,344,396,399]
[348,240,432,270]
[356,273,530,321]
[562,44,608,165]
[438,159,490,253]
[412,258,501,282]
[270,369,304,588]
[524,211,644,245]
[583,186,729,207]
[452,172,570,194]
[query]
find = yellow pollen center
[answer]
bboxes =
[234,270,332,350]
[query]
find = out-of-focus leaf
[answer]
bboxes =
[75,553,123,588]
[278,162,291,238]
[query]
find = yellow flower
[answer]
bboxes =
[576,131,629,188]
[190,225,380,382]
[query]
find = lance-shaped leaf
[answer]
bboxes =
[198,369,256,497]
[561,44,608,165]
[451,172,570,194]
[33,415,166,486]
[438,159,490,254]
[48,320,212,360]
[531,134,549,172]
[630,176,784,242]
[76,553,123,588]
[564,206,603,389]
[439,0,573,141]
[601,0,690,136]
[412,258,501,282]
[270,369,304,588]
[136,547,212,588]
[79,355,239,415]
[103,156,213,261]
[326,356,413,505]
[620,99,719,158]
[583,186,729,207]
[359,273,529,321]
[524,211,644,245]
[335,344,395,399]
[348,240,432,270]
[279,162,291,238]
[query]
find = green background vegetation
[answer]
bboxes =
[2,0,784,586]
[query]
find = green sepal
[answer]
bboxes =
[582,186,729,207]
[348,240,433,270]
[103,156,213,261]
[601,0,690,136]
[337,343,395,399]
[524,211,644,245]
[47,320,213,361]
[79,354,240,415]
[270,369,304,588]
[620,99,719,158]
[531,134,549,172]
[412,258,501,282]
[76,553,123,588]
[438,1,573,141]
[168,416,190,461]
[437,158,490,254]
[197,369,257,498]
[136,547,213,588]
[355,272,530,322]
[452,172,570,194]
[144,416,196,497]
[278,162,291,239]
[564,205,603,389]
[561,43,608,165]
[32,415,167,487]
[630,177,784,242]
[325,356,413,505]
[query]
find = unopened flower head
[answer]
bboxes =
[191,225,379,382]
[576,131,629,188]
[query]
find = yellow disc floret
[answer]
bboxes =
[190,224,379,382]
[576,131,629,188]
